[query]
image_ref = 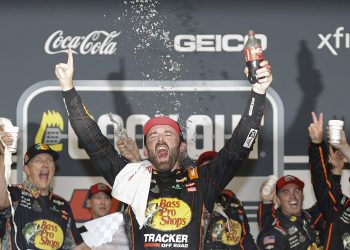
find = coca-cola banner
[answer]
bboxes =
[1,0,350,237]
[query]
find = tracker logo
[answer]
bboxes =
[44,30,121,55]
[317,27,350,56]
[174,34,267,52]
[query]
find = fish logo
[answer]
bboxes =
[22,223,42,244]
[145,202,161,226]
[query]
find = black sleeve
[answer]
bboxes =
[62,88,127,185]
[239,200,258,249]
[257,202,275,232]
[308,141,343,222]
[0,216,5,240]
[305,204,325,232]
[200,91,266,210]
[0,186,22,218]
[65,202,84,246]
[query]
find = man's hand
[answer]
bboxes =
[260,178,276,202]
[55,48,74,91]
[245,60,273,94]
[0,129,16,149]
[329,146,344,175]
[328,128,347,149]
[116,137,141,163]
[308,112,323,144]
[328,128,350,163]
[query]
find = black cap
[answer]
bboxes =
[24,143,59,165]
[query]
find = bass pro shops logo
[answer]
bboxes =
[22,220,64,249]
[144,198,191,231]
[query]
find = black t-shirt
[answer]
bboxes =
[0,181,83,249]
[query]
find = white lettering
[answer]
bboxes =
[44,30,121,55]
[174,34,267,52]
[144,234,188,243]
[317,26,350,56]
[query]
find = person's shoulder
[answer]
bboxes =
[259,216,287,237]
[8,184,25,195]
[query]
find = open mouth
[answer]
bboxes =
[289,200,298,208]
[39,170,49,180]
[156,145,169,159]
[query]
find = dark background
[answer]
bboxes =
[1,0,349,171]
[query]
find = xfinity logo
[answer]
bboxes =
[174,34,267,52]
[318,27,350,56]
[44,30,121,55]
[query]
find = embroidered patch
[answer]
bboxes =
[263,235,275,245]
[188,168,198,180]
[243,129,258,148]
[187,187,197,192]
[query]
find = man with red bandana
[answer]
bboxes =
[257,175,319,249]
[55,49,272,249]
[0,141,87,249]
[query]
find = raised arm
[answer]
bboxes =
[257,178,277,231]
[201,60,272,210]
[308,112,343,222]
[55,50,126,185]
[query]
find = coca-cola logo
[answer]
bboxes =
[44,30,121,55]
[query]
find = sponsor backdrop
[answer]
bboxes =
[1,0,350,238]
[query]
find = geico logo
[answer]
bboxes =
[318,26,350,56]
[174,34,267,52]
[68,114,263,160]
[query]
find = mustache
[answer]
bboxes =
[155,142,169,148]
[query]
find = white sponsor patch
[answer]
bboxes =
[248,97,255,116]
[243,129,258,148]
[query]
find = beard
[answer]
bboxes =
[147,142,181,172]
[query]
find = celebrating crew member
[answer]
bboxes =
[55,49,272,249]
[204,189,257,250]
[79,183,129,250]
[257,175,319,249]
[308,112,350,249]
[0,139,88,249]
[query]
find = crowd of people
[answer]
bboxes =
[0,48,349,250]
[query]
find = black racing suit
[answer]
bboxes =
[0,180,83,250]
[309,141,350,250]
[257,201,325,248]
[257,209,319,249]
[204,193,257,249]
[62,87,266,250]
